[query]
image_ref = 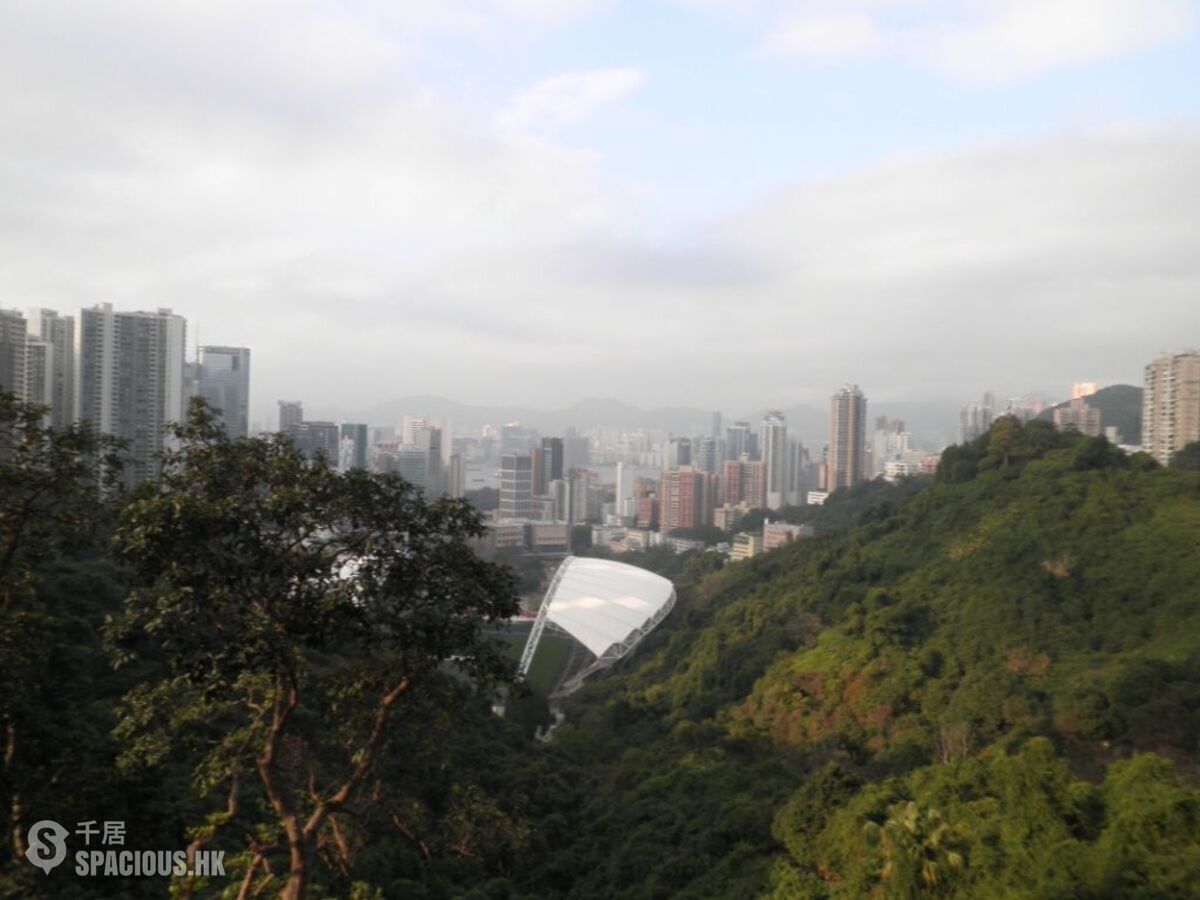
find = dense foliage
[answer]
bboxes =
[527,419,1200,898]
[3,398,1199,898]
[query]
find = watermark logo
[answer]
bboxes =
[22,819,224,879]
[25,820,68,874]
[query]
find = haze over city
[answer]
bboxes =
[3,0,1200,424]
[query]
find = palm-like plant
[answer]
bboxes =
[863,801,966,897]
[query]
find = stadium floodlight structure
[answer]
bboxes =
[518,556,676,683]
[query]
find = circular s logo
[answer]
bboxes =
[24,820,68,874]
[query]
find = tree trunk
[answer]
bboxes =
[279,835,309,900]
[4,720,24,860]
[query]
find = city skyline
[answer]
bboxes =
[2,3,1198,420]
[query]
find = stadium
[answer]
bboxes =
[518,556,676,698]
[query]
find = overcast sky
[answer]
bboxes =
[3,0,1199,424]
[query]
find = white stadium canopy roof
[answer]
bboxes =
[519,556,676,679]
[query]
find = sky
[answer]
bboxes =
[2,0,1199,424]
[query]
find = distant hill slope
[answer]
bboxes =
[1038,383,1143,443]
[539,421,1200,899]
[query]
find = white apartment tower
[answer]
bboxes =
[78,304,187,487]
[26,308,77,427]
[760,411,788,510]
[1143,350,1200,466]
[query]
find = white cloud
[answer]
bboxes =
[765,11,882,57]
[763,0,1196,80]
[497,68,647,134]
[0,0,1197,420]
[486,0,610,24]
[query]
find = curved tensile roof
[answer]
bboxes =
[541,556,676,660]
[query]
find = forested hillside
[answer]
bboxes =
[3,395,1199,898]
[532,419,1200,898]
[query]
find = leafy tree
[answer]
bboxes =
[1171,441,1200,472]
[108,401,519,899]
[0,391,122,869]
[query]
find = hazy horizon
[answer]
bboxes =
[3,1,1198,425]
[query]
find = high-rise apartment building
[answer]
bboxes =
[829,385,867,492]
[196,346,250,438]
[1053,398,1102,438]
[722,458,766,509]
[760,411,788,509]
[659,466,716,533]
[0,310,28,402]
[78,304,187,487]
[1143,350,1200,465]
[500,454,534,520]
[23,338,52,421]
[27,308,76,427]
[958,393,995,444]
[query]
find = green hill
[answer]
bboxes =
[533,420,1200,898]
[7,391,1200,899]
[1038,383,1143,444]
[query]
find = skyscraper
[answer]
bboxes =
[500,454,534,520]
[829,385,868,492]
[278,401,303,436]
[196,346,251,438]
[1143,350,1200,465]
[78,304,187,487]
[760,411,788,509]
[726,421,752,460]
[414,425,444,494]
[541,437,564,484]
[27,308,76,427]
